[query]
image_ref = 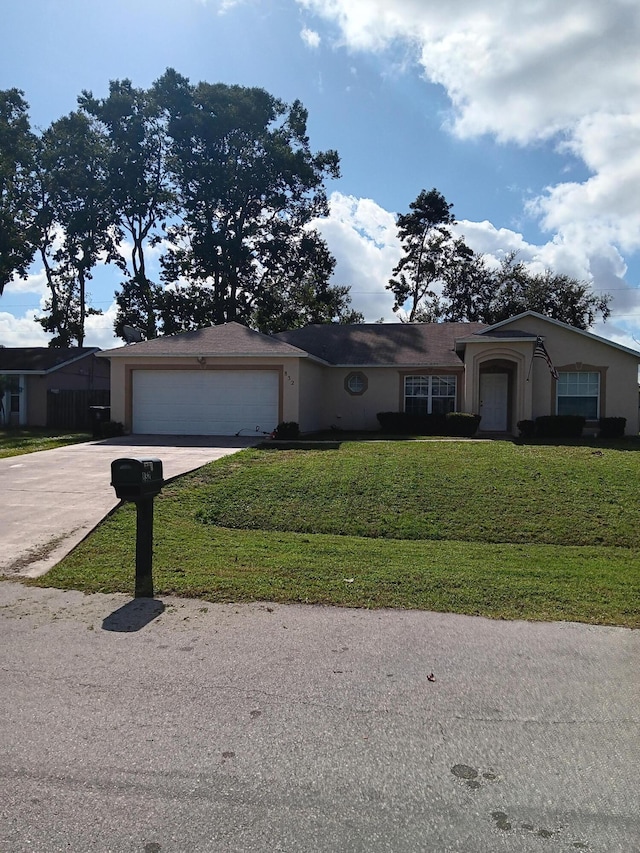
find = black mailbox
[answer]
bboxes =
[111,457,163,501]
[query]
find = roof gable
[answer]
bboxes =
[482,311,640,359]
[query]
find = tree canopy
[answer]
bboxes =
[0,89,38,295]
[0,71,360,344]
[35,110,122,346]
[389,189,611,330]
[79,79,174,341]
[154,70,351,331]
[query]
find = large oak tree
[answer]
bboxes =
[2,72,357,345]
[153,69,348,332]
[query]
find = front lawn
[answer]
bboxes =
[32,440,640,627]
[0,428,92,458]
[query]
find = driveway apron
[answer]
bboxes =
[0,435,255,577]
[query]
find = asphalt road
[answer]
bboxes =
[1,581,638,852]
[0,435,256,577]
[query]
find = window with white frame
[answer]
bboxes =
[404,375,456,415]
[556,371,600,419]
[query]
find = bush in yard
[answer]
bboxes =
[377,412,408,433]
[598,417,626,439]
[517,419,536,438]
[377,411,480,436]
[272,421,300,440]
[445,413,482,436]
[535,415,585,438]
[377,411,444,434]
[99,420,125,438]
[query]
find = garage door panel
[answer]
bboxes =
[132,370,279,435]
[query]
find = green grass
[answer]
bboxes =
[0,428,92,458]
[31,440,640,627]
[192,442,640,548]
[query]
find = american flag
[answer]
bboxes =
[534,336,559,380]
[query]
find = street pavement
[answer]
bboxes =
[0,581,638,852]
[0,435,256,577]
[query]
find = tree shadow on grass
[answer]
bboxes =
[102,598,165,632]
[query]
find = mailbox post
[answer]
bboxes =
[110,458,163,598]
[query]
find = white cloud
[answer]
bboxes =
[530,112,640,254]
[3,268,49,298]
[0,295,119,350]
[84,301,120,350]
[214,0,248,12]
[296,0,640,331]
[311,192,401,321]
[301,26,321,48]
[297,1,640,141]
[0,309,120,349]
[0,310,49,347]
[310,193,640,338]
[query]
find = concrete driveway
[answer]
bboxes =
[0,435,256,577]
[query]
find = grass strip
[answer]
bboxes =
[26,441,640,626]
[0,429,91,458]
[31,505,640,627]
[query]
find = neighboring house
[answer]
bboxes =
[0,348,110,428]
[99,311,640,437]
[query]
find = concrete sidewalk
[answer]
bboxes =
[1,581,638,852]
[0,435,255,577]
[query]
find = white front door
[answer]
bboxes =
[479,373,509,431]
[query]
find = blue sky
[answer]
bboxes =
[2,0,639,349]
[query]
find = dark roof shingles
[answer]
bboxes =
[274,322,487,365]
[101,322,305,357]
[0,347,98,372]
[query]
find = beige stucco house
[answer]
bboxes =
[0,347,110,428]
[99,311,640,437]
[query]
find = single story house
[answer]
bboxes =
[99,311,640,437]
[0,348,110,428]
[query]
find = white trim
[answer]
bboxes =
[404,373,457,415]
[43,349,101,373]
[556,370,600,419]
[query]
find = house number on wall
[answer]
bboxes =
[284,371,295,386]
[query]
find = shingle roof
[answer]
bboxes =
[0,347,99,373]
[274,322,488,366]
[477,329,538,339]
[100,322,307,358]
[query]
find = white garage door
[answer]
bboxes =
[132,370,280,436]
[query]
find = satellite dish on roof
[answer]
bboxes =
[122,325,145,344]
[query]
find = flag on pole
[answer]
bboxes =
[533,336,559,380]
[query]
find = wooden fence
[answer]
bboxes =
[47,389,110,431]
